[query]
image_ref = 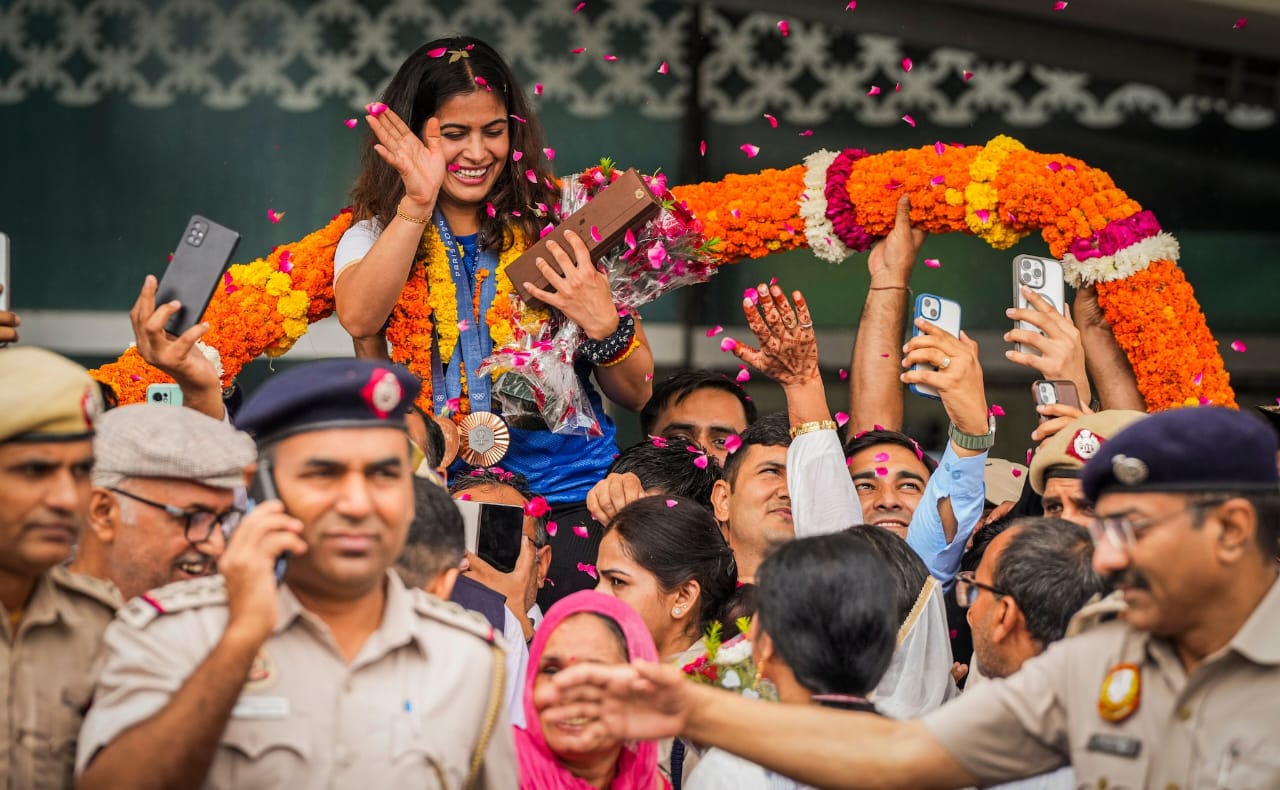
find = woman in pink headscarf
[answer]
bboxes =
[517,590,667,789]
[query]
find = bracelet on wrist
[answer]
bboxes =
[789,419,838,439]
[580,313,637,367]
[396,206,430,225]
[598,334,642,368]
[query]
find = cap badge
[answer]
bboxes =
[1112,454,1149,486]
[80,384,104,430]
[361,370,404,418]
[1098,663,1141,723]
[1067,428,1103,462]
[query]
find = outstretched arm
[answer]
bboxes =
[850,195,926,433]
[129,275,225,420]
[1073,285,1145,411]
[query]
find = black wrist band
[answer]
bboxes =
[579,313,636,367]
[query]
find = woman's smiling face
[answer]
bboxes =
[427,89,510,223]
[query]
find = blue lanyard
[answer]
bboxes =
[429,211,499,416]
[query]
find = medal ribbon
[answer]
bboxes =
[430,211,499,416]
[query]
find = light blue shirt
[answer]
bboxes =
[905,444,987,587]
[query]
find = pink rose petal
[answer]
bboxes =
[534,83,544,96]
[665,499,678,508]
[539,222,554,239]
[835,412,850,428]
[624,228,637,252]
[485,202,496,218]
[839,368,849,381]
[846,0,856,8]
[589,225,602,243]
[976,209,991,223]
[699,139,707,157]
[930,175,945,186]
[571,47,585,54]
[447,163,461,172]
[512,150,523,161]
[724,435,743,454]
[1053,1,1067,9]
[343,118,358,128]
[740,143,760,158]
[693,455,709,470]
[902,57,913,72]
[546,521,558,537]
[602,54,618,62]
[577,562,598,580]
[799,129,814,137]
[1231,339,1247,353]
[650,435,668,448]
[963,70,974,81]
[427,47,448,58]
[875,467,889,477]
[763,113,778,128]
[736,367,750,383]
[1012,469,1024,478]
[874,452,890,462]
[524,496,552,518]
[777,19,789,36]
[573,525,590,539]
[902,114,916,127]
[1233,17,1247,29]
[277,250,293,273]
[867,85,881,96]
[543,147,556,161]
[895,82,902,92]
[934,140,946,156]
[1193,372,1204,386]
[474,76,489,90]
[706,325,724,337]
[458,493,472,501]
[720,337,738,353]
[924,258,941,268]
[525,168,537,183]
[365,102,388,116]
[267,208,285,224]
[743,288,760,306]
[446,397,461,413]
[573,1,585,12]
[658,61,669,75]
[990,404,1006,417]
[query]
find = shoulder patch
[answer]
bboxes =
[1066,590,1127,639]
[410,588,497,644]
[116,575,228,630]
[49,565,123,611]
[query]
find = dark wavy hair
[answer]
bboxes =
[348,36,558,251]
[606,495,742,640]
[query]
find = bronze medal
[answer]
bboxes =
[1097,663,1141,723]
[459,411,510,467]
[432,413,462,469]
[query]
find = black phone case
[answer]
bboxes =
[477,506,525,574]
[156,215,240,336]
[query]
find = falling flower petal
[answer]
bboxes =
[902,114,915,127]
[867,85,881,96]
[458,493,472,501]
[512,150,523,162]
[525,169,538,183]
[277,250,293,273]
[343,118,358,128]
[650,435,668,448]
[1047,161,1062,173]
[693,454,709,470]
[743,288,760,305]
[546,521,558,537]
[874,452,891,463]
[724,435,743,454]
[447,163,461,172]
[740,143,760,158]
[474,76,488,89]
[884,178,904,190]
[902,57,913,72]
[1053,1,1067,9]
[736,367,750,383]
[846,0,857,8]
[524,496,552,518]
[777,19,789,36]
[267,208,285,224]
[446,397,461,413]
[589,225,602,243]
[699,139,707,157]
[1012,468,1025,479]
[457,318,471,332]
[485,202,496,218]
[645,373,654,382]
[539,223,555,239]
[1233,17,1247,29]
[835,412,850,428]
[1231,339,1247,353]
[976,209,991,223]
[571,47,585,54]
[427,47,448,58]
[1193,372,1204,386]
[895,82,902,92]
[720,337,738,353]
[625,228,637,252]
[930,175,946,186]
[875,467,889,477]
[763,113,778,128]
[543,147,556,160]
[603,54,618,62]
[573,1,585,11]
[934,141,947,156]
[963,70,974,81]
[577,562,598,580]
[799,129,813,137]
[657,60,669,75]
[839,368,849,381]
[666,499,678,508]
[924,258,941,269]
[706,325,724,337]
[573,525,590,539]
[990,404,1006,417]
[365,102,388,116]
[533,83,543,96]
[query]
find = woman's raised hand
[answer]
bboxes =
[733,283,821,388]
[367,108,446,212]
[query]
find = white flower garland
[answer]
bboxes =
[1063,231,1181,287]
[799,149,853,264]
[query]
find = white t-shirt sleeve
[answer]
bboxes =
[333,218,384,283]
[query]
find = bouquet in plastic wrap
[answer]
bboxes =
[480,159,720,435]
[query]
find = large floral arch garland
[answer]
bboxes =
[92,135,1234,412]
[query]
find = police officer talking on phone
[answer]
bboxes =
[76,359,517,788]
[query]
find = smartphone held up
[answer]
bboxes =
[156,215,240,336]
[1011,254,1066,356]
[909,293,962,400]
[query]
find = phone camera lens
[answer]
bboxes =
[152,392,165,402]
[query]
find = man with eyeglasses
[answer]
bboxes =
[70,403,255,602]
[537,405,1280,790]
[0,347,118,789]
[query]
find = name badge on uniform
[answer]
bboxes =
[232,696,291,720]
[1097,663,1141,723]
[1086,733,1143,759]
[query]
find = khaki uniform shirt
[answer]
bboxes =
[924,578,1280,789]
[1,566,119,790]
[77,572,517,789]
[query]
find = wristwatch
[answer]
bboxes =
[948,415,997,451]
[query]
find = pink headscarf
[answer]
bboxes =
[515,590,663,790]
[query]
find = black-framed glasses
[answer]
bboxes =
[954,571,1009,608]
[108,487,243,544]
[1088,498,1227,550]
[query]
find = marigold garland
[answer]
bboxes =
[92,140,1233,414]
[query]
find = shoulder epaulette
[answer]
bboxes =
[409,588,497,645]
[49,565,123,611]
[117,575,228,629]
[1065,590,1127,638]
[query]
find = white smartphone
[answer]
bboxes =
[910,293,962,400]
[145,383,184,406]
[1012,255,1066,356]
[0,232,10,311]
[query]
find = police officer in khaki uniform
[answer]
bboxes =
[0,347,118,790]
[1028,409,1147,527]
[537,405,1280,790]
[76,359,517,788]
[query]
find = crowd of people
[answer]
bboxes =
[2,33,1278,790]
